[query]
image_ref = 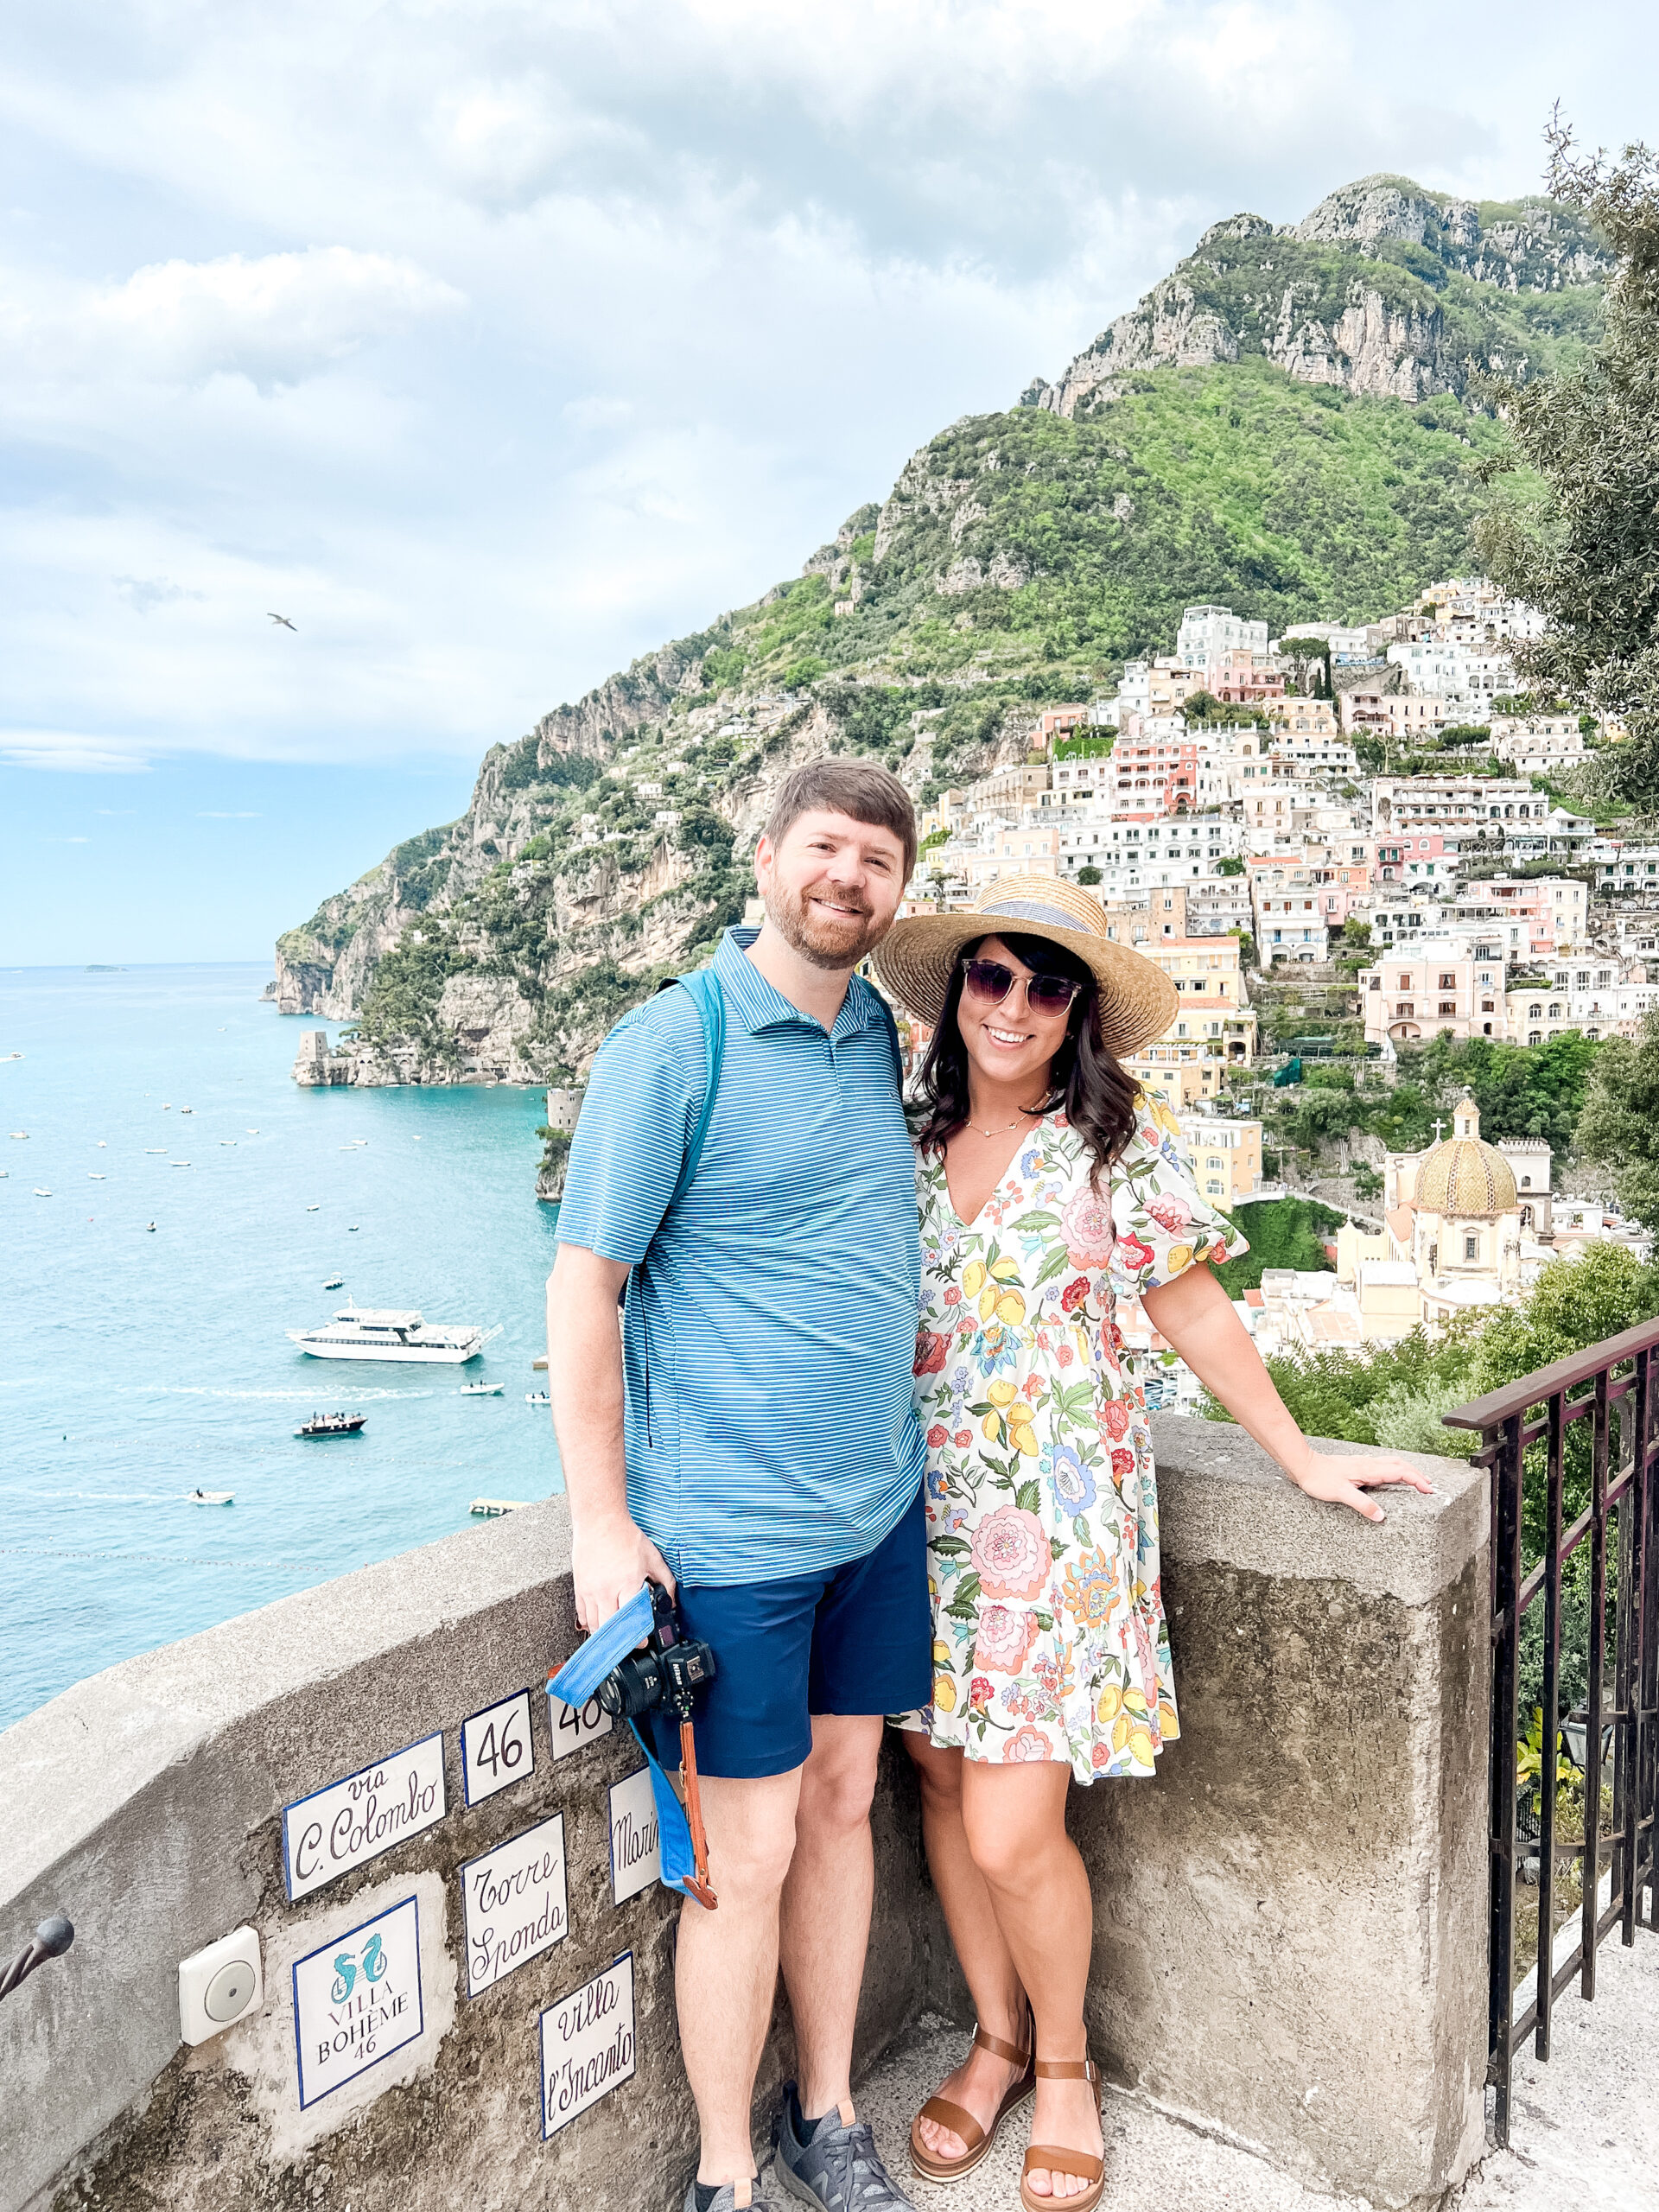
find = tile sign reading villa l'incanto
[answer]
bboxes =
[293,1894,424,2109]
[607,1765,659,1904]
[460,1813,569,1998]
[283,1734,446,1901]
[541,1952,636,2139]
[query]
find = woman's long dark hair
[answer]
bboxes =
[912,932,1141,1189]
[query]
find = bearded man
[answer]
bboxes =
[549,758,927,2212]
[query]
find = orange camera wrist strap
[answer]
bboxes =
[679,1719,719,1910]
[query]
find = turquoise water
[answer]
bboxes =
[0,964,563,1731]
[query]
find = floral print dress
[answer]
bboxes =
[900,1098,1248,1784]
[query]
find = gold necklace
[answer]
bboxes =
[968,1115,1022,1138]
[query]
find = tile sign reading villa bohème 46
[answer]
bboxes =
[282,1733,447,1900]
[293,1895,424,2108]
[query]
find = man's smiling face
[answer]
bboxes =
[754,806,907,971]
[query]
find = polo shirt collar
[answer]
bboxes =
[715,926,880,1041]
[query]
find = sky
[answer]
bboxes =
[3,0,1656,964]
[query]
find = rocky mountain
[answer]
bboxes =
[277,173,1608,1094]
[1022,175,1611,418]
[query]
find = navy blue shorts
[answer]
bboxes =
[648,1489,931,1780]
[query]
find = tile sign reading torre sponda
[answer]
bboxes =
[276,1679,652,2132]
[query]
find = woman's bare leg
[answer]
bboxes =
[906,1734,1029,2162]
[958,1757,1101,2201]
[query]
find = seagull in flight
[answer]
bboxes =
[267,613,297,631]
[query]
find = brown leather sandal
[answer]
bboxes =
[909,2020,1036,2183]
[1019,2056,1103,2212]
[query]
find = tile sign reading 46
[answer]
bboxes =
[283,1734,446,1901]
[461,1688,535,1808]
[293,1895,423,2109]
[541,1953,636,2138]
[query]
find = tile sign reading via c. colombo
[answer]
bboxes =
[282,1733,447,1901]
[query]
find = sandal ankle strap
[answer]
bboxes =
[972,2022,1033,2067]
[1033,2057,1099,2083]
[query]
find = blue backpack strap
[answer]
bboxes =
[659,966,725,1205]
[870,987,905,1094]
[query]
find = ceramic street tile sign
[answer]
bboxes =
[540,1952,637,2139]
[293,1894,423,2109]
[460,1812,569,1999]
[608,1765,660,1905]
[461,1688,535,1807]
[547,1685,613,1762]
[283,1734,446,1902]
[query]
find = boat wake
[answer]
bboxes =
[132,1385,439,1402]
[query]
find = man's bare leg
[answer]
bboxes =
[778,1713,884,2117]
[678,1766,804,2185]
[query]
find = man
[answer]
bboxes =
[549,757,928,2212]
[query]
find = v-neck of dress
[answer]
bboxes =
[941,1114,1048,1232]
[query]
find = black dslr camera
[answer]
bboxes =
[595,1581,716,1724]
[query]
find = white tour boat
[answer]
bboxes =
[288,1303,499,1364]
[460,1381,504,1396]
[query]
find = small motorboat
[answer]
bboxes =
[470,1497,529,1517]
[145,1148,167,1154]
[34,1187,51,1197]
[460,1382,504,1396]
[10,1131,28,1140]
[170,1160,191,1168]
[323,1276,343,1289]
[525,1389,550,1406]
[180,1107,194,1116]
[219,1140,237,1146]
[347,1224,359,1232]
[305,1205,319,1212]
[296,1411,367,1439]
[188,1489,234,1506]
[89,1173,105,1180]
[145,1221,156,1232]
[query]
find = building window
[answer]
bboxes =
[1439,973,1456,988]
[1465,1235,1478,1262]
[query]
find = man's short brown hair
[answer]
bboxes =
[763,756,917,880]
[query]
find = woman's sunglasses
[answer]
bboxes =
[960,956,1083,1017]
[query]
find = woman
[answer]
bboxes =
[871,876,1430,2212]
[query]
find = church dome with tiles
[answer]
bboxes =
[1413,1092,1517,1219]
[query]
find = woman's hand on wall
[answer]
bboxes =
[1280,1444,1436,1524]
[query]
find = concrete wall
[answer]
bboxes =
[1,1422,1488,2212]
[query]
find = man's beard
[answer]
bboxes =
[765,876,886,970]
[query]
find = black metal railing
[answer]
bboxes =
[1445,1319,1659,2145]
[0,1916,74,2002]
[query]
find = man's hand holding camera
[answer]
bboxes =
[572,1510,676,1634]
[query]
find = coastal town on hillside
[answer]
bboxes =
[869,577,1657,1396]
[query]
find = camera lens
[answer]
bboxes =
[597,1650,663,1719]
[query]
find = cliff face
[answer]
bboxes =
[277,171,1609,1088]
[1022,176,1611,418]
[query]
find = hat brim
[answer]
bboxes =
[872,899,1178,1061]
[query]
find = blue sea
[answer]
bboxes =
[0,963,563,1731]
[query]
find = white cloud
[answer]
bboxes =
[5,247,464,391]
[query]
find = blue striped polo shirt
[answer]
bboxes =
[554,926,925,1587]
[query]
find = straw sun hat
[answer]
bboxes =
[872,873,1177,1060]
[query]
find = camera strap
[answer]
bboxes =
[626,1720,718,1910]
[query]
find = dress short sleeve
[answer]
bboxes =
[1109,1094,1249,1297]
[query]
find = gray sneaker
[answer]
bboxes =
[683,2177,783,2212]
[772,2082,916,2212]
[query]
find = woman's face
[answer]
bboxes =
[953,933,1077,1096]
